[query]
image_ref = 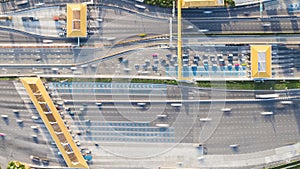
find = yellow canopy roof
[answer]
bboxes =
[182,0,223,8]
[67,3,87,37]
[251,45,272,78]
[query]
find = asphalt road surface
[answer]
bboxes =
[0,81,62,169]
[45,81,300,168]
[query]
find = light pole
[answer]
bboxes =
[177,0,182,80]
[260,0,263,18]
[169,17,173,47]
[172,0,175,18]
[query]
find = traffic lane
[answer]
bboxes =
[68,99,300,153]
[62,96,300,155]
[0,30,42,43]
[181,1,294,19]
[102,9,170,40]
[61,87,265,100]
[0,82,61,168]
[0,29,75,44]
[188,19,300,32]
[101,0,172,15]
[203,101,299,155]
[181,3,261,18]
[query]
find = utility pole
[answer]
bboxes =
[169,17,173,47]
[260,0,263,18]
[172,0,175,18]
[177,0,182,80]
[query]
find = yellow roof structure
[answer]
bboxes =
[20,77,89,169]
[251,45,272,78]
[181,0,223,8]
[67,3,87,37]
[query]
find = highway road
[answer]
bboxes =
[45,81,300,168]
[0,43,299,79]
[181,0,294,19]
[1,0,298,38]
[0,81,63,169]
[184,17,300,33]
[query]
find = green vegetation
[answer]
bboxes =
[144,0,174,8]
[197,80,300,90]
[131,79,177,85]
[44,78,113,83]
[224,0,235,7]
[0,77,18,81]
[7,161,26,169]
[45,78,178,85]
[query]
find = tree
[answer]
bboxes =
[6,161,26,169]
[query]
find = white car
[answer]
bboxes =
[199,118,212,122]
[203,11,212,14]
[58,32,65,37]
[1,115,8,118]
[31,116,39,120]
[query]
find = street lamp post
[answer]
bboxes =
[169,17,173,47]
[177,0,182,80]
[260,0,263,18]
[172,0,175,18]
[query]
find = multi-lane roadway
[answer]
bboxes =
[43,81,300,168]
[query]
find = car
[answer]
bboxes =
[229,144,239,148]
[198,29,208,32]
[31,115,39,120]
[221,108,232,112]
[16,119,23,123]
[35,2,44,6]
[41,158,49,163]
[156,124,169,128]
[186,25,193,29]
[84,150,92,154]
[243,12,249,16]
[58,32,65,37]
[30,16,39,21]
[21,16,30,21]
[30,155,40,161]
[157,114,167,118]
[199,118,212,122]
[31,125,38,130]
[203,11,212,14]
[1,115,8,118]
